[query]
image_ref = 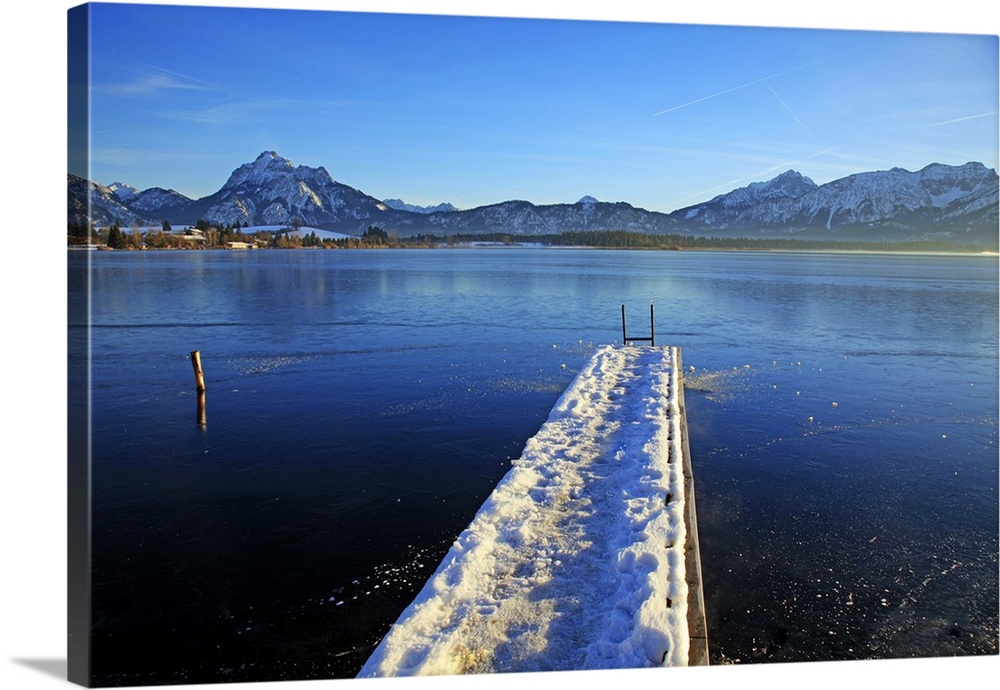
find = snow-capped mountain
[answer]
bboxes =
[68,174,146,228]
[70,177,195,229]
[178,151,394,228]
[382,198,458,214]
[383,198,673,236]
[127,187,193,217]
[107,182,140,203]
[675,170,818,225]
[68,151,998,244]
[777,162,998,235]
[668,163,997,240]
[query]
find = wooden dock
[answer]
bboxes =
[358,344,708,676]
[621,304,708,664]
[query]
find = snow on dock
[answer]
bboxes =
[357,344,706,677]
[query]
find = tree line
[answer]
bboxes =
[68,222,994,254]
[404,229,994,253]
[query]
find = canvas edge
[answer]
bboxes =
[67,3,93,687]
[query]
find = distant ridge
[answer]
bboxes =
[68,151,998,245]
[381,198,459,214]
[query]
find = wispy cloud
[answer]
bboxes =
[89,146,213,176]
[99,64,216,96]
[161,97,381,126]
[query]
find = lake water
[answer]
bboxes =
[70,247,998,685]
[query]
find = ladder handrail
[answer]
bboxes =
[622,304,655,346]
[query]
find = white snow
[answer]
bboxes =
[357,344,691,677]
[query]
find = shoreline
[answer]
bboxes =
[71,243,999,258]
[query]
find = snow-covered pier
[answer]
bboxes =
[357,344,707,677]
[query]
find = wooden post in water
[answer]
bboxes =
[621,305,627,344]
[191,350,206,392]
[196,390,207,426]
[191,350,206,426]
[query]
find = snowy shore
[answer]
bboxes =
[358,345,694,677]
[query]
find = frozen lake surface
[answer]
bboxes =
[73,247,998,684]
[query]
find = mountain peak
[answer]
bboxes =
[744,169,817,200]
[107,181,140,202]
[223,151,298,190]
[382,198,459,214]
[762,169,815,189]
[578,195,599,205]
[698,169,817,211]
[772,169,805,181]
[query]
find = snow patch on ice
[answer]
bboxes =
[683,365,758,403]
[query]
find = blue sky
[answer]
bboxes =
[76,1,999,213]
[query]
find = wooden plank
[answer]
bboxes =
[676,349,710,665]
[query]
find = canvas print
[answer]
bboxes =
[67,1,998,687]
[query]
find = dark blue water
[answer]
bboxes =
[72,247,998,684]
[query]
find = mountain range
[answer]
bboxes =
[68,150,999,245]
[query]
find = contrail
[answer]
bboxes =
[922,111,998,128]
[653,56,835,117]
[768,86,816,143]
